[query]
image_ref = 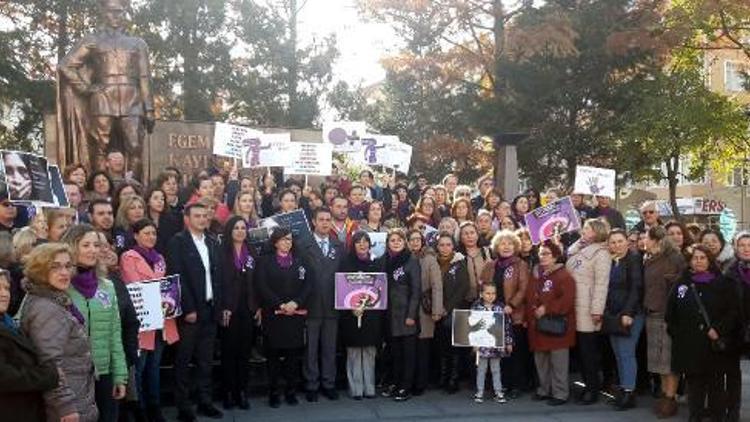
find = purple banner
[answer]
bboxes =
[524,196,581,244]
[159,275,182,319]
[334,272,388,311]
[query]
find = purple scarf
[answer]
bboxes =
[72,267,98,299]
[276,252,293,269]
[495,256,515,272]
[234,243,250,271]
[691,271,716,284]
[133,245,163,271]
[66,304,86,325]
[738,261,750,286]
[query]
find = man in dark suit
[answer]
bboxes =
[298,207,344,401]
[167,203,224,421]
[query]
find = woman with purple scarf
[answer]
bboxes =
[62,224,127,422]
[666,245,741,422]
[120,219,176,422]
[722,231,750,422]
[219,216,258,410]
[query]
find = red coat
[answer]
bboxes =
[525,264,576,352]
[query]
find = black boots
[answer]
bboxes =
[614,390,636,411]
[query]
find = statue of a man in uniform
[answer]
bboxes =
[57,0,155,181]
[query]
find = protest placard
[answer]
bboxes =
[369,232,387,259]
[48,165,69,207]
[323,121,366,152]
[452,309,506,348]
[1,151,53,204]
[159,275,182,319]
[380,139,413,174]
[213,122,262,159]
[573,165,616,198]
[524,196,582,244]
[240,133,293,168]
[285,142,333,176]
[257,209,312,243]
[334,272,388,311]
[126,281,164,332]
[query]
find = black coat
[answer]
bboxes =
[110,274,140,367]
[665,272,741,374]
[442,256,470,314]
[723,260,750,353]
[0,323,59,422]
[155,211,182,257]
[338,254,385,347]
[296,234,345,319]
[379,251,421,337]
[166,230,224,322]
[604,250,643,318]
[256,254,311,349]
[221,246,257,315]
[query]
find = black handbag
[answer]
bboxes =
[536,315,567,336]
[690,283,728,353]
[602,313,631,336]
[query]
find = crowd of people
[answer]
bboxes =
[0,152,748,422]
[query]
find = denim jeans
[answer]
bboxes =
[136,334,165,407]
[609,314,645,390]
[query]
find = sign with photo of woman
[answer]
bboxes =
[452,309,506,348]
[0,151,53,204]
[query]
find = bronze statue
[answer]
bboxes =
[57,0,155,181]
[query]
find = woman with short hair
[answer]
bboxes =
[700,228,734,272]
[113,195,147,255]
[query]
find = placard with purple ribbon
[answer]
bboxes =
[524,196,581,245]
[334,272,388,311]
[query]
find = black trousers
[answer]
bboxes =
[414,338,432,391]
[175,316,217,412]
[266,347,303,396]
[576,332,602,393]
[436,323,461,386]
[390,335,417,391]
[687,371,726,421]
[221,310,253,395]
[502,324,532,390]
[95,373,118,422]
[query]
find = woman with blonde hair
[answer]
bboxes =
[20,243,99,421]
[451,197,474,225]
[62,225,128,422]
[565,218,612,404]
[45,208,72,242]
[12,227,37,263]
[113,195,146,255]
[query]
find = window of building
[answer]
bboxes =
[724,61,748,92]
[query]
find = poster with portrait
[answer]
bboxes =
[0,151,53,204]
[524,196,581,245]
[334,272,388,310]
[322,121,366,152]
[159,275,182,319]
[256,209,312,244]
[213,122,263,159]
[48,165,69,207]
[573,165,616,198]
[451,309,506,348]
[368,232,387,260]
[240,133,293,168]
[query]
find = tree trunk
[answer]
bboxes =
[666,153,681,221]
[287,0,299,127]
[492,0,505,96]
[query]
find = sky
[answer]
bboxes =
[296,0,400,87]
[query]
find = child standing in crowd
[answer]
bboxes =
[472,283,513,403]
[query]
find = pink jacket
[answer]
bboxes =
[120,250,180,350]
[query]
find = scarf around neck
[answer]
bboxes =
[737,260,750,286]
[72,266,98,299]
[691,271,716,284]
[234,243,250,271]
[22,279,85,326]
[276,252,293,269]
[133,245,163,271]
[2,313,18,335]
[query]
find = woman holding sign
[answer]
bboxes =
[338,231,385,400]
[256,227,311,408]
[120,219,176,422]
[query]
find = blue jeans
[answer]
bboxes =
[136,334,165,407]
[609,315,645,390]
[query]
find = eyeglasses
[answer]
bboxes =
[50,262,75,273]
[643,210,656,215]
[538,251,552,257]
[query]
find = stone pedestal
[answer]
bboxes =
[493,133,527,198]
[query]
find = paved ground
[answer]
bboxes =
[164,361,750,421]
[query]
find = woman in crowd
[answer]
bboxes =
[338,231,385,400]
[434,185,451,218]
[491,201,512,231]
[517,228,537,268]
[144,187,181,256]
[565,218,611,404]
[154,171,183,219]
[643,226,686,418]
[525,188,542,210]
[0,268,60,421]
[451,197,474,225]
[476,209,495,248]
[511,195,529,226]
[415,196,440,228]
[45,208,71,242]
[380,229,421,401]
[394,184,413,222]
[255,227,311,408]
[526,240,576,406]
[602,229,644,410]
[438,217,459,241]
[480,230,530,399]
[113,182,141,215]
[62,224,127,422]
[277,189,299,214]
[220,216,257,410]
[64,164,88,191]
[666,245,740,422]
[700,228,735,272]
[233,191,260,230]
[665,220,694,259]
[406,229,442,395]
[483,189,503,213]
[500,215,519,231]
[85,171,114,202]
[113,195,146,255]
[119,219,176,422]
[721,231,749,422]
[458,221,493,306]
[21,242,99,421]
[361,201,386,233]
[434,232,469,393]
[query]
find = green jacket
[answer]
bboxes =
[68,278,127,386]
